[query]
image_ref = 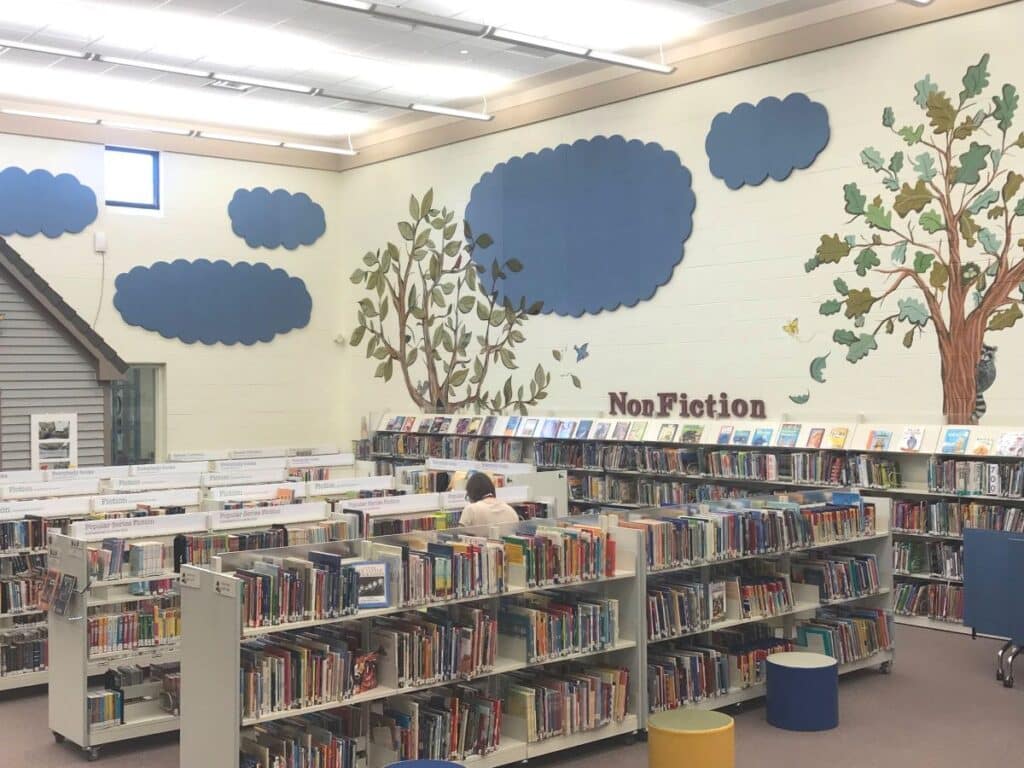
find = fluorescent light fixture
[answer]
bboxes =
[1,107,97,124]
[310,0,374,9]
[198,131,282,147]
[371,5,490,36]
[282,142,358,156]
[212,73,315,94]
[898,0,932,4]
[488,28,589,56]
[409,103,493,121]
[0,38,88,58]
[103,120,192,136]
[99,56,212,79]
[588,50,674,74]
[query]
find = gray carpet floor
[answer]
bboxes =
[1,626,1018,767]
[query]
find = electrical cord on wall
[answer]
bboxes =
[93,251,106,328]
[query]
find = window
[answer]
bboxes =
[111,364,164,465]
[104,146,160,209]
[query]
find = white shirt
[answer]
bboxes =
[458,496,519,527]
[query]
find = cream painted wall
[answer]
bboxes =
[334,2,1024,437]
[0,133,347,454]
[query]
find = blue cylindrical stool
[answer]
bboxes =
[766,651,839,732]
[385,761,460,768]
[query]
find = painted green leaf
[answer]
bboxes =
[833,329,858,346]
[912,153,936,182]
[960,213,980,247]
[919,210,945,234]
[860,147,885,172]
[967,189,1000,215]
[865,198,892,230]
[552,349,562,361]
[882,106,895,128]
[475,233,494,248]
[854,315,866,328]
[889,151,904,175]
[955,142,991,184]
[450,368,469,387]
[973,290,984,308]
[506,258,523,273]
[363,252,377,267]
[819,299,842,316]
[883,176,900,193]
[408,194,420,220]
[816,234,851,264]
[845,235,858,246]
[457,295,475,313]
[350,268,365,284]
[854,248,880,277]
[1003,172,1023,203]
[914,75,938,108]
[903,329,915,349]
[988,205,1006,220]
[913,251,934,273]
[899,125,925,145]
[846,334,878,363]
[1017,198,1024,217]
[989,303,1023,331]
[961,262,981,286]
[349,325,366,346]
[845,287,876,318]
[885,319,895,334]
[991,149,1003,169]
[993,83,1019,132]
[397,221,415,241]
[960,54,990,101]
[953,119,977,141]
[926,90,956,134]
[804,258,820,273]
[891,241,908,265]
[833,277,849,295]
[843,183,866,216]
[571,374,582,389]
[897,297,929,326]
[789,391,810,405]
[810,353,829,383]
[894,180,933,218]
[930,261,949,290]
[978,228,1002,255]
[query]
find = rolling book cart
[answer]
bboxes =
[375,414,1024,636]
[180,514,644,768]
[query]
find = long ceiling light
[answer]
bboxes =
[486,29,590,57]
[310,0,374,9]
[103,120,193,136]
[588,50,674,74]
[211,73,316,94]
[0,38,88,59]
[282,142,357,156]
[1,107,97,124]
[198,131,283,147]
[98,56,212,79]
[409,103,493,121]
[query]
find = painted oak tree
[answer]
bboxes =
[805,54,1024,423]
[349,189,553,414]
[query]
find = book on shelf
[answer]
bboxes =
[88,604,180,654]
[519,418,540,438]
[53,574,77,617]
[716,426,733,445]
[940,428,970,454]
[893,581,963,622]
[352,561,390,608]
[997,431,1024,457]
[806,428,825,448]
[557,420,576,439]
[732,430,750,446]
[751,428,773,447]
[657,424,679,443]
[777,423,801,448]
[679,424,703,445]
[480,416,498,436]
[591,422,611,441]
[827,427,849,449]
[575,420,593,440]
[646,576,707,640]
[611,422,630,441]
[499,592,619,661]
[866,429,892,451]
[628,421,648,442]
[541,419,559,439]
[504,416,522,437]
[898,427,924,452]
[242,708,360,768]
[467,417,483,436]
[0,625,48,676]
[794,607,891,662]
[790,551,881,601]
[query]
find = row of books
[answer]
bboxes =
[237,555,363,629]
[371,684,503,761]
[499,593,620,662]
[1,577,41,615]
[0,625,47,676]
[369,512,460,536]
[88,539,170,581]
[928,457,1024,498]
[371,606,498,686]
[893,541,963,580]
[893,499,1024,535]
[241,625,378,720]
[647,577,707,640]
[502,524,616,588]
[893,582,963,621]
[0,519,50,551]
[647,626,792,711]
[504,665,630,743]
[87,689,123,728]
[88,605,180,655]
[242,708,360,768]
[637,480,693,507]
[568,475,639,504]
[289,466,331,482]
[794,607,892,663]
[791,552,881,602]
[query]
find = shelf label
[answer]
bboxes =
[91,488,201,513]
[179,570,200,589]
[306,476,393,496]
[208,501,327,530]
[131,461,210,475]
[208,481,305,502]
[108,474,203,492]
[69,511,208,540]
[202,469,288,486]
[1,478,101,499]
[214,576,238,598]
[0,470,47,483]
[286,453,355,469]
[425,458,534,475]
[340,492,442,515]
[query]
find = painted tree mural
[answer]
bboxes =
[804,54,1024,423]
[349,190,559,414]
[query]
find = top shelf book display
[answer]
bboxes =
[375,414,1024,459]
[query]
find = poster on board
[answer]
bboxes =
[31,413,78,470]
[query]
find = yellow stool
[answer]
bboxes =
[648,709,735,768]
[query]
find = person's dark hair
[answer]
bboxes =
[466,472,496,503]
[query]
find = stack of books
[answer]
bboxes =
[791,552,881,601]
[499,593,619,661]
[795,607,892,662]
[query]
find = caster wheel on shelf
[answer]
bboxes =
[997,670,1005,682]
[622,733,637,746]
[879,661,892,675]
[87,747,100,761]
[637,729,649,743]
[53,732,65,744]
[1003,678,1014,689]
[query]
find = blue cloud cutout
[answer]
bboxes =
[0,167,97,238]
[705,93,830,189]
[465,135,695,317]
[228,187,326,249]
[114,259,312,345]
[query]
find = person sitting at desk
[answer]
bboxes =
[458,473,519,526]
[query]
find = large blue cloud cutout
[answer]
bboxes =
[705,93,830,189]
[228,187,326,249]
[0,167,97,238]
[114,259,312,345]
[465,136,695,317]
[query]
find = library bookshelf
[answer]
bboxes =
[180,515,645,768]
[0,450,362,694]
[374,414,1024,637]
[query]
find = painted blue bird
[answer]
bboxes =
[574,343,589,362]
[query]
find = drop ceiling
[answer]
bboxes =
[0,0,993,163]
